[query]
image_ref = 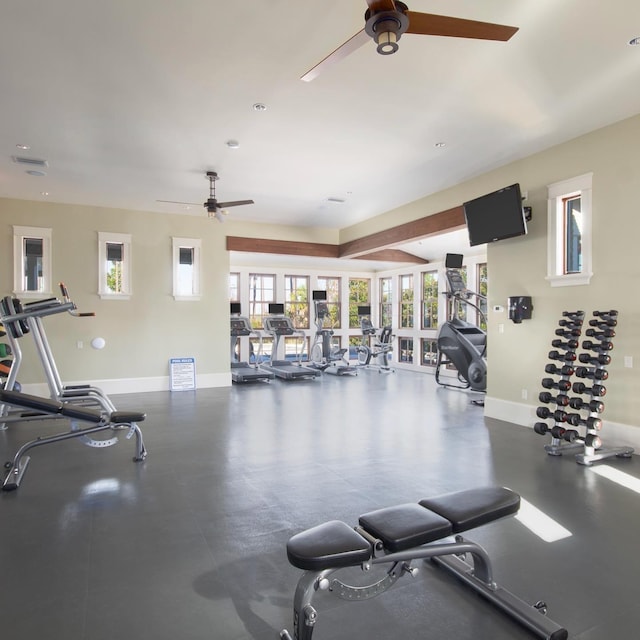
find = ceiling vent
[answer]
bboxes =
[11,156,48,167]
[327,197,346,203]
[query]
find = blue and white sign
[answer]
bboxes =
[169,357,196,391]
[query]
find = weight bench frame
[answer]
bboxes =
[0,389,147,491]
[281,487,567,640]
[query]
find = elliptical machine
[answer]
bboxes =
[309,291,357,375]
[356,306,394,373]
[435,254,487,392]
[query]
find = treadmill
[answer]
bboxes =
[230,303,274,383]
[260,304,320,380]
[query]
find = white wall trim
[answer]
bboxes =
[21,372,231,397]
[485,396,640,451]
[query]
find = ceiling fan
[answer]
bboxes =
[301,0,519,82]
[157,171,254,222]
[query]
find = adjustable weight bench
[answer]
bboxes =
[281,487,567,640]
[0,389,147,491]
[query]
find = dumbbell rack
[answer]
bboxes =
[534,310,634,465]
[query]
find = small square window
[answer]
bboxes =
[13,226,52,298]
[98,232,132,299]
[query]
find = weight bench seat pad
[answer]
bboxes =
[0,389,63,414]
[287,520,372,571]
[359,503,452,553]
[419,487,520,533]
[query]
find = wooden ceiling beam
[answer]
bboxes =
[226,236,339,258]
[352,249,428,264]
[227,205,465,262]
[339,206,465,257]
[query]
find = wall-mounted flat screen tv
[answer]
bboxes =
[463,183,527,247]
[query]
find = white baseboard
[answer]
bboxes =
[485,396,640,451]
[20,372,232,397]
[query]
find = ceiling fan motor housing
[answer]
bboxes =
[365,1,410,54]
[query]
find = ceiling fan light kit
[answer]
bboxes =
[365,2,409,55]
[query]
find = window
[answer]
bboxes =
[349,278,370,329]
[398,337,413,363]
[249,273,275,329]
[317,276,341,328]
[229,272,240,303]
[285,336,309,361]
[399,274,413,328]
[172,237,201,300]
[547,173,593,286]
[476,263,488,331]
[13,226,52,297]
[421,338,438,367]
[98,232,131,299]
[379,277,392,327]
[421,271,438,330]
[285,275,309,329]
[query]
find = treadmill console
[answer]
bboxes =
[446,269,468,296]
[264,317,295,335]
[230,317,252,336]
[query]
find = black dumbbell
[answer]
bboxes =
[578,353,611,366]
[545,363,574,376]
[584,434,602,449]
[593,310,618,317]
[551,338,579,350]
[588,318,617,328]
[541,378,571,391]
[566,414,602,430]
[575,366,608,381]
[548,350,577,362]
[558,319,583,330]
[585,327,615,339]
[562,429,579,443]
[550,425,567,439]
[569,397,605,413]
[572,381,606,397]
[539,392,570,406]
[582,340,614,352]
[534,422,549,436]
[562,310,585,319]
[536,407,568,422]
[555,328,582,338]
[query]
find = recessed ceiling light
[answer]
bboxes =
[41,191,49,196]
[629,36,640,46]
[253,103,267,112]
[434,142,446,148]
[16,143,31,150]
[226,140,240,149]
[26,169,47,177]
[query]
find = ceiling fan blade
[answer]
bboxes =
[366,0,396,11]
[157,199,200,206]
[217,199,254,208]
[405,11,518,41]
[301,28,370,82]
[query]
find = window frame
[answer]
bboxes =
[547,172,593,287]
[379,276,393,328]
[421,270,439,330]
[13,225,52,298]
[249,273,276,329]
[285,274,310,330]
[317,276,342,329]
[399,273,413,329]
[172,237,201,301]
[98,231,132,299]
[348,278,371,329]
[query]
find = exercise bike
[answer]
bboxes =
[356,306,394,373]
[435,255,487,392]
[309,291,357,376]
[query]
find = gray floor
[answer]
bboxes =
[1,370,638,640]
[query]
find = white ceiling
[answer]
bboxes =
[2,1,640,263]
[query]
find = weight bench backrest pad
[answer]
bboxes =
[419,487,520,533]
[286,520,372,571]
[0,389,63,414]
[359,503,452,553]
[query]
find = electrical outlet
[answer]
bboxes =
[77,341,83,349]
[498,324,504,334]
[624,356,633,368]
[521,389,528,400]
